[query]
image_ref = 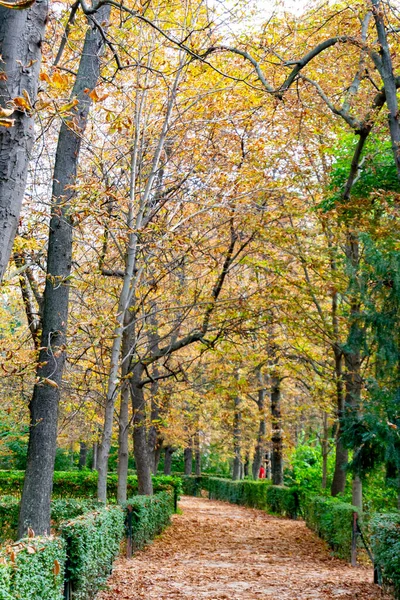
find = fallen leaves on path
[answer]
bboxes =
[97,496,390,600]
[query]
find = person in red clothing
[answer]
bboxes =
[258,465,266,479]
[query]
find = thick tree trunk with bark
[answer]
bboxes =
[232,395,242,480]
[79,442,87,470]
[0,1,48,281]
[184,444,193,475]
[18,8,109,537]
[164,446,175,475]
[271,376,283,486]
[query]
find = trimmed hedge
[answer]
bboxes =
[181,476,203,497]
[0,536,66,599]
[0,471,181,504]
[304,495,359,560]
[265,485,300,519]
[203,477,272,510]
[60,505,124,600]
[371,512,400,598]
[124,490,174,550]
[0,497,103,543]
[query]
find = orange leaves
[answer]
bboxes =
[0,0,36,9]
[87,88,109,103]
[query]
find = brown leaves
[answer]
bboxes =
[0,0,36,9]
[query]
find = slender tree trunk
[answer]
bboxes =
[252,373,266,479]
[271,375,283,485]
[130,364,153,495]
[243,453,249,477]
[117,384,130,503]
[321,412,329,489]
[232,395,242,480]
[164,446,175,475]
[184,444,193,475]
[194,430,201,476]
[78,442,87,470]
[117,316,133,504]
[18,9,109,537]
[331,348,348,496]
[265,449,271,479]
[92,442,98,471]
[0,0,48,280]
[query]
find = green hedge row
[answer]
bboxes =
[371,512,400,598]
[61,505,124,600]
[0,497,103,543]
[304,495,359,560]
[0,471,181,502]
[184,476,299,518]
[0,536,66,600]
[124,490,174,551]
[0,490,175,600]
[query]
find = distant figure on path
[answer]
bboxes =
[258,465,266,479]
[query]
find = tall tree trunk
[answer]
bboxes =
[243,453,249,478]
[344,231,363,508]
[252,372,266,479]
[92,442,98,471]
[117,316,133,504]
[78,442,87,470]
[184,443,192,475]
[321,412,329,489]
[232,395,242,480]
[164,446,175,475]
[18,9,109,537]
[194,430,201,476]
[371,0,400,178]
[0,0,48,281]
[130,364,153,495]
[271,375,283,485]
[331,349,348,495]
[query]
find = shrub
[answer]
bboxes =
[60,505,125,600]
[0,471,181,506]
[0,536,66,600]
[0,497,103,542]
[181,476,202,497]
[304,495,359,560]
[206,477,272,510]
[265,486,300,518]
[370,512,400,598]
[124,490,174,550]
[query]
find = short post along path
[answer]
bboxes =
[97,496,390,600]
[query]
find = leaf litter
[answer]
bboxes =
[97,496,391,600]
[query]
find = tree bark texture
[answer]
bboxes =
[232,395,242,480]
[0,0,48,281]
[130,364,153,495]
[271,376,283,486]
[18,8,110,537]
[252,380,266,479]
[331,349,348,496]
[194,430,201,476]
[164,446,174,475]
[184,444,193,475]
[78,442,87,470]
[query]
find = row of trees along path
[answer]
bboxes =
[97,497,389,600]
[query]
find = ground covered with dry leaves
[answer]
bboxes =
[97,496,390,600]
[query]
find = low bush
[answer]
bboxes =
[0,536,66,600]
[60,505,124,600]
[124,490,174,550]
[0,497,103,542]
[0,471,181,506]
[181,476,202,497]
[206,477,272,510]
[370,511,400,598]
[304,495,359,560]
[265,486,300,518]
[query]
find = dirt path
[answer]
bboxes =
[97,496,389,600]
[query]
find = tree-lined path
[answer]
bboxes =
[97,497,389,600]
